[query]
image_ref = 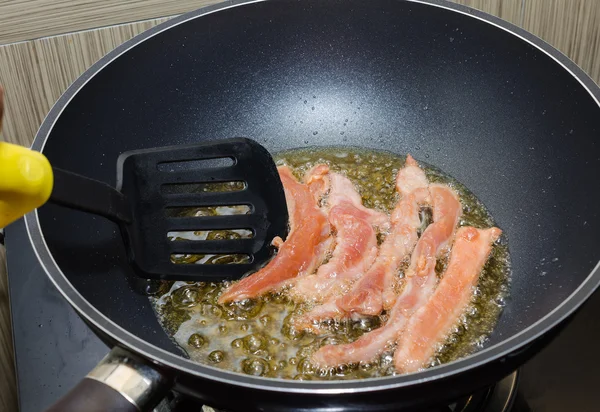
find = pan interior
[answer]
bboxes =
[35,0,600,371]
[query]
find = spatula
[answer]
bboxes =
[0,138,289,281]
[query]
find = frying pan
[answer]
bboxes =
[14,0,600,410]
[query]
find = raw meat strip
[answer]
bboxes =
[218,166,331,303]
[293,155,429,329]
[312,184,461,366]
[394,226,502,373]
[290,170,385,302]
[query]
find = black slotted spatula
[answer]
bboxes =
[49,138,289,281]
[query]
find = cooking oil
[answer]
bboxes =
[150,147,511,380]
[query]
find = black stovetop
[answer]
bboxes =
[5,218,600,411]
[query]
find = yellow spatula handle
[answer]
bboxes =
[0,141,54,228]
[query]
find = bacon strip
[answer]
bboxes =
[339,155,429,314]
[289,170,386,302]
[312,184,461,367]
[325,173,390,229]
[305,164,331,204]
[271,164,330,249]
[312,310,399,367]
[291,208,379,302]
[218,166,331,303]
[293,155,428,331]
[394,226,502,372]
[292,300,346,333]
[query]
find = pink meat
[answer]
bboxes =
[326,173,390,229]
[289,170,385,302]
[339,155,430,314]
[218,166,331,303]
[305,164,331,204]
[312,184,461,367]
[293,155,429,329]
[394,226,502,373]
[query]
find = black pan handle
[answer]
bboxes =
[50,167,132,224]
[45,347,172,412]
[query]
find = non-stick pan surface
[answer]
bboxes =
[24,0,600,410]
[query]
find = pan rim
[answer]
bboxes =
[24,0,600,394]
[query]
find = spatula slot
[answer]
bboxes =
[165,205,252,217]
[157,157,235,172]
[170,253,251,265]
[168,229,254,240]
[165,215,264,231]
[161,181,246,194]
[115,137,288,280]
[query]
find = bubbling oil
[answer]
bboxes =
[150,147,511,380]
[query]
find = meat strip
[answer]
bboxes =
[312,184,461,367]
[218,166,331,303]
[293,155,429,331]
[393,226,502,373]
[290,169,386,302]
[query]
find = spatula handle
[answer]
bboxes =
[0,141,54,227]
[0,141,131,226]
[50,167,132,224]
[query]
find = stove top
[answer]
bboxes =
[148,370,521,412]
[5,218,600,411]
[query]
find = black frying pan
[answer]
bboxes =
[18,0,600,410]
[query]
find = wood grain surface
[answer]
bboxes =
[1,1,600,410]
[0,246,16,412]
[454,0,524,26]
[0,16,173,147]
[523,0,600,84]
[0,0,221,45]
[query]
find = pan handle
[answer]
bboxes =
[45,347,172,412]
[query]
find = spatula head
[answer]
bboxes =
[116,138,288,281]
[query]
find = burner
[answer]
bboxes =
[450,370,519,412]
[153,371,520,412]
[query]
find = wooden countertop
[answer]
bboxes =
[0,246,17,411]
